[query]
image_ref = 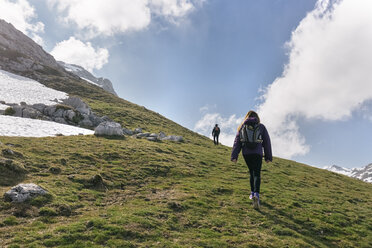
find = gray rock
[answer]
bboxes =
[162,135,184,142]
[94,121,123,136]
[0,19,64,75]
[79,118,94,127]
[89,114,103,127]
[62,97,91,115]
[149,133,158,138]
[54,117,68,124]
[4,183,48,203]
[31,103,46,113]
[53,108,64,118]
[22,107,41,119]
[147,137,158,142]
[65,110,76,121]
[134,128,143,134]
[58,61,118,96]
[158,132,167,139]
[12,105,23,117]
[122,128,134,135]
[136,132,150,138]
[44,105,56,116]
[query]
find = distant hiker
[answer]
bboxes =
[231,110,272,209]
[212,124,220,145]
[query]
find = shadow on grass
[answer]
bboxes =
[95,135,126,141]
[259,201,340,248]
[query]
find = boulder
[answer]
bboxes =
[89,114,104,127]
[62,97,91,115]
[136,132,150,138]
[147,137,158,142]
[64,109,76,121]
[149,133,158,138]
[4,183,48,203]
[162,135,184,142]
[31,103,46,113]
[158,132,167,139]
[22,107,42,119]
[122,128,134,136]
[54,117,68,125]
[79,115,94,127]
[12,105,23,117]
[44,105,56,116]
[94,121,123,136]
[52,108,64,118]
[134,128,143,134]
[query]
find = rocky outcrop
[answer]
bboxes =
[58,61,117,96]
[0,19,64,74]
[94,122,124,136]
[1,96,111,129]
[4,183,48,203]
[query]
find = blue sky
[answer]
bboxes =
[2,0,372,168]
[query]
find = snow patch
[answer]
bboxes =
[0,116,94,137]
[81,77,102,87]
[0,69,68,105]
[63,63,83,73]
[324,164,372,183]
[0,104,8,110]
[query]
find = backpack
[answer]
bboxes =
[239,123,263,149]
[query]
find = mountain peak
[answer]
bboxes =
[58,61,117,96]
[324,164,371,183]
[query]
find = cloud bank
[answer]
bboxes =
[51,37,109,72]
[194,111,243,146]
[0,0,44,45]
[48,0,203,38]
[257,0,372,158]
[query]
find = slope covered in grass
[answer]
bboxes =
[0,133,371,247]
[0,70,370,247]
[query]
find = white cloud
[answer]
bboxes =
[257,0,372,158]
[199,103,216,113]
[0,0,44,45]
[47,0,150,38]
[150,0,194,22]
[47,0,204,38]
[194,112,243,146]
[50,37,109,72]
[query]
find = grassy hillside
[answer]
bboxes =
[0,134,371,247]
[0,72,371,247]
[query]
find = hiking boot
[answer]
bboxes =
[249,192,254,200]
[253,192,260,209]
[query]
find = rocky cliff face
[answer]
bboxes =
[58,61,117,96]
[0,19,64,75]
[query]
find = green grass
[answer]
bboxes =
[0,71,371,247]
[0,135,371,247]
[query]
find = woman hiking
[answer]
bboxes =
[231,110,272,209]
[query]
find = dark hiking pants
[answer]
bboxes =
[213,135,219,145]
[243,154,262,193]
